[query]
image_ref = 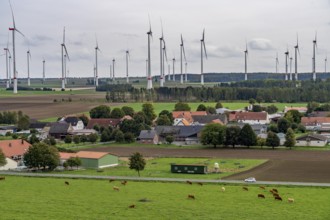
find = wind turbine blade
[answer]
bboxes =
[160,18,164,38]
[163,43,168,62]
[64,45,70,61]
[183,45,187,62]
[9,0,16,28]
[15,28,25,37]
[63,27,66,44]
[203,41,207,59]
[148,14,153,40]
[202,28,205,41]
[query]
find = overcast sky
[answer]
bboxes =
[0,0,329,79]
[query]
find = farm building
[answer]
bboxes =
[296,134,328,147]
[229,112,270,125]
[137,130,159,144]
[59,151,118,169]
[155,126,203,145]
[60,116,85,130]
[48,122,73,139]
[86,118,121,129]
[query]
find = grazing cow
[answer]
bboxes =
[186,180,192,185]
[272,188,278,193]
[64,181,70,186]
[221,187,226,192]
[121,180,127,185]
[113,186,120,191]
[242,186,249,191]
[259,186,266,190]
[109,179,115,183]
[188,194,195,199]
[129,204,136,208]
[197,182,203,186]
[258,194,265,199]
[288,198,295,203]
[274,196,282,201]
[0,176,5,181]
[272,193,280,198]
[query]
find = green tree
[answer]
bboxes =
[89,105,111,118]
[158,110,174,123]
[110,108,125,119]
[206,106,216,114]
[67,157,82,170]
[73,135,80,144]
[133,111,146,124]
[124,132,135,143]
[129,152,146,177]
[215,102,223,109]
[268,124,278,133]
[165,135,174,144]
[78,114,89,127]
[239,124,257,148]
[142,103,156,125]
[0,149,7,167]
[120,119,144,137]
[225,126,241,148]
[266,131,280,150]
[100,128,111,142]
[284,110,303,124]
[266,105,278,114]
[174,102,191,111]
[49,137,57,145]
[23,143,60,170]
[297,124,306,133]
[249,98,256,105]
[64,135,72,144]
[121,106,135,117]
[252,105,263,112]
[17,113,30,131]
[307,102,319,113]
[284,128,296,149]
[256,96,263,104]
[256,137,266,148]
[156,114,172,126]
[80,134,88,143]
[200,123,226,148]
[277,118,291,133]
[115,130,125,143]
[88,133,98,143]
[196,104,207,111]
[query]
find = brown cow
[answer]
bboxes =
[272,193,280,198]
[258,194,265,199]
[186,180,192,185]
[259,186,266,190]
[0,176,5,181]
[197,182,203,186]
[288,198,295,203]
[109,179,115,183]
[242,186,249,191]
[274,196,282,201]
[129,204,136,208]
[272,188,278,193]
[121,180,127,185]
[113,186,120,191]
[188,194,195,199]
[64,181,69,185]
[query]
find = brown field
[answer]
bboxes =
[87,146,330,183]
[0,93,118,119]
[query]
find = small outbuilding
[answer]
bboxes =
[296,134,328,147]
[76,151,118,169]
[137,130,159,144]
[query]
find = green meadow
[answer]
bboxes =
[55,158,266,180]
[1,176,330,219]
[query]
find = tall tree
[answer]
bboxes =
[129,152,146,177]
[197,104,207,111]
[215,102,223,109]
[0,149,7,167]
[225,126,241,148]
[277,118,291,133]
[121,106,135,117]
[142,103,156,126]
[89,105,111,118]
[156,114,172,126]
[266,131,280,150]
[110,108,125,119]
[200,123,226,148]
[284,110,303,124]
[158,110,174,123]
[174,102,191,111]
[23,143,60,170]
[239,124,257,148]
[284,128,296,149]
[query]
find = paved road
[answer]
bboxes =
[1,171,330,187]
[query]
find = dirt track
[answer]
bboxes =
[87,146,330,183]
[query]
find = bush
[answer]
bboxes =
[124,132,135,143]
[64,135,72,144]
[115,130,125,143]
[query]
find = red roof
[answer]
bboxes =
[172,111,207,124]
[76,151,110,159]
[0,140,31,158]
[230,112,268,121]
[301,117,330,126]
[86,118,121,129]
[59,152,77,160]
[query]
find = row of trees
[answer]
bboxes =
[0,111,30,131]
[200,123,296,149]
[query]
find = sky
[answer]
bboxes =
[0,0,329,79]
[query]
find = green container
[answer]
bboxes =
[171,164,207,174]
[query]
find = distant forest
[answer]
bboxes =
[97,79,330,103]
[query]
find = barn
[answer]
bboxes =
[296,134,328,147]
[75,151,118,169]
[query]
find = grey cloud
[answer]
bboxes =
[248,38,274,51]
[24,35,54,47]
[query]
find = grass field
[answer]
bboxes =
[1,176,330,219]
[55,158,266,180]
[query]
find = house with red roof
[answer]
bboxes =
[0,140,31,161]
[172,111,207,126]
[229,112,270,125]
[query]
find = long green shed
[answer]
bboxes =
[171,164,208,174]
[76,151,119,169]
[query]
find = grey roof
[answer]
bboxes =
[192,114,227,124]
[296,133,328,141]
[49,122,70,134]
[155,126,204,138]
[64,117,80,126]
[138,130,157,139]
[29,122,48,129]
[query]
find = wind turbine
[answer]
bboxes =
[162,39,168,83]
[312,32,317,81]
[159,20,164,87]
[200,29,207,85]
[95,35,101,87]
[290,57,293,80]
[325,56,328,74]
[126,50,130,83]
[147,17,153,90]
[185,62,188,82]
[9,0,25,94]
[112,58,115,82]
[64,54,67,85]
[294,35,300,81]
[284,49,289,81]
[244,42,248,81]
[27,49,31,86]
[172,57,176,81]
[61,27,69,90]
[9,55,12,86]
[180,35,187,84]
[3,40,11,88]
[42,59,45,84]
[275,52,279,74]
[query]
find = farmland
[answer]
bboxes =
[1,176,330,219]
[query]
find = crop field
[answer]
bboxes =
[1,176,330,219]
[56,158,266,179]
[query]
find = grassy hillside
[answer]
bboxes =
[1,176,330,219]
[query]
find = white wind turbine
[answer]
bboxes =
[200,29,207,85]
[284,49,289,81]
[294,35,300,81]
[180,35,187,84]
[244,42,248,81]
[146,17,153,90]
[42,59,45,84]
[61,27,69,90]
[95,35,101,87]
[27,49,31,86]
[126,50,130,83]
[112,58,115,82]
[159,20,164,87]
[3,37,11,88]
[312,32,317,81]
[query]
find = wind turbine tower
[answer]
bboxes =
[200,29,207,85]
[185,62,188,82]
[95,36,101,87]
[147,19,153,90]
[3,46,10,88]
[244,43,248,81]
[42,59,45,84]
[126,50,130,83]
[9,1,25,94]
[325,56,328,73]
[172,57,175,81]
[284,50,289,81]
[61,27,69,90]
[27,50,31,86]
[180,35,187,84]
[294,36,300,81]
[290,57,293,80]
[112,58,115,82]
[159,23,164,87]
[162,40,168,83]
[275,53,279,74]
[312,33,317,81]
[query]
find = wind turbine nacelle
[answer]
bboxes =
[9,28,15,31]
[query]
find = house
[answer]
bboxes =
[0,139,31,162]
[296,134,328,147]
[227,123,267,135]
[68,129,97,136]
[191,114,228,125]
[137,130,159,144]
[86,118,121,129]
[284,106,307,113]
[308,111,330,117]
[0,125,17,136]
[229,112,270,125]
[0,158,18,170]
[155,125,204,145]
[48,122,73,139]
[172,111,207,126]
[60,116,84,130]
[300,117,330,131]
[276,133,286,146]
[59,151,119,169]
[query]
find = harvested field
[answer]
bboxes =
[86,146,330,183]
